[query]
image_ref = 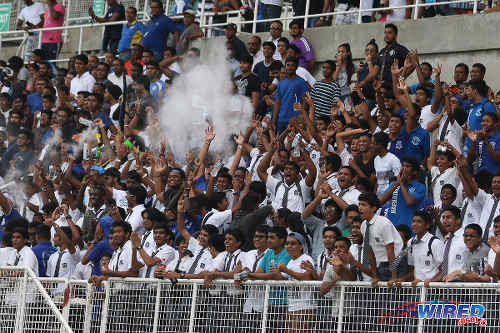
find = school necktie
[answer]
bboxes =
[483,197,500,242]
[188,247,206,274]
[145,249,160,278]
[440,234,454,277]
[281,185,291,209]
[53,251,64,277]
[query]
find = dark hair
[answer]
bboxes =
[278,37,289,45]
[324,60,336,72]
[249,181,267,199]
[106,84,122,100]
[128,185,147,204]
[358,192,380,208]
[483,112,499,123]
[455,63,469,76]
[147,61,160,70]
[465,223,483,238]
[277,207,292,220]
[323,226,341,237]
[345,204,359,215]
[401,156,420,172]
[288,44,301,57]
[441,205,461,219]
[143,207,166,223]
[472,63,486,75]
[284,57,299,68]
[208,192,227,210]
[112,220,132,234]
[356,177,373,193]
[373,132,390,148]
[135,76,150,91]
[12,227,28,240]
[289,19,303,30]
[385,23,398,35]
[202,224,219,236]
[165,46,176,56]
[2,231,13,247]
[240,54,253,65]
[366,38,379,52]
[340,166,356,178]
[441,184,457,198]
[269,60,283,71]
[74,54,89,65]
[285,160,300,173]
[285,212,310,249]
[338,43,355,85]
[269,226,287,239]
[127,6,138,15]
[469,78,488,97]
[255,224,270,235]
[336,236,352,248]
[36,224,52,240]
[104,167,121,180]
[240,193,260,212]
[436,149,456,162]
[324,154,341,172]
[89,92,104,105]
[262,41,276,52]
[396,224,412,242]
[413,210,432,225]
[151,0,164,10]
[208,234,226,252]
[153,222,174,239]
[226,228,245,245]
[415,85,431,99]
[77,91,90,98]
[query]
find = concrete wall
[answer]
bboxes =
[3,13,500,87]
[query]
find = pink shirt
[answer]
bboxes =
[42,4,65,43]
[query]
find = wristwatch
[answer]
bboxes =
[180,272,185,279]
[136,245,143,250]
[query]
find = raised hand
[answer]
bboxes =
[205,126,215,143]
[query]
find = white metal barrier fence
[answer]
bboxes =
[2,267,500,333]
[0,267,73,333]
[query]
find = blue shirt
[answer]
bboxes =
[253,61,271,84]
[92,111,113,128]
[89,239,114,276]
[150,80,166,100]
[477,131,500,174]
[27,92,42,114]
[468,98,497,131]
[275,75,309,124]
[32,242,57,277]
[118,21,146,53]
[388,130,409,160]
[260,248,292,305]
[410,80,436,101]
[406,126,430,162]
[385,180,426,231]
[170,214,202,241]
[142,14,180,54]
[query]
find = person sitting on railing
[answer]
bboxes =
[288,20,315,73]
[17,0,46,62]
[42,0,65,61]
[88,0,126,56]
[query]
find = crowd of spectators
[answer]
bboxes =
[1,0,500,330]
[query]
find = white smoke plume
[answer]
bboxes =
[157,39,254,162]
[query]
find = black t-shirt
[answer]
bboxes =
[354,155,375,178]
[379,42,409,83]
[231,37,250,62]
[104,3,125,38]
[235,73,260,98]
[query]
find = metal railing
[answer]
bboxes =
[1,267,499,333]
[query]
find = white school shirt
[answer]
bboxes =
[71,262,94,281]
[47,248,81,295]
[282,254,315,312]
[334,185,361,206]
[0,247,16,266]
[418,105,438,131]
[477,192,500,239]
[267,177,311,213]
[349,244,372,282]
[125,204,146,235]
[107,72,133,92]
[166,252,195,273]
[248,148,265,182]
[5,246,39,276]
[361,215,403,266]
[204,209,232,234]
[70,72,96,96]
[437,114,463,153]
[430,166,460,207]
[18,2,45,26]
[139,243,176,278]
[442,228,467,275]
[187,237,214,273]
[407,232,444,280]
[487,248,497,282]
[239,249,267,312]
[374,153,401,196]
[460,194,484,229]
[321,263,342,314]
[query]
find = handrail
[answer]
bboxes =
[0,0,483,63]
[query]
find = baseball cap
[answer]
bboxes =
[183,9,195,16]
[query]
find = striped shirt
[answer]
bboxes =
[310,80,341,118]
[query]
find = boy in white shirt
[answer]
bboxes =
[373,132,401,196]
